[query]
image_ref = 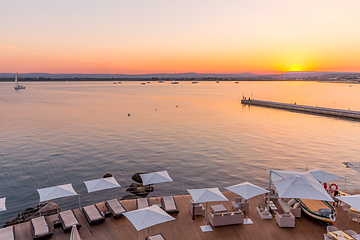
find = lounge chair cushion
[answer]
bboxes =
[293,202,300,209]
[146,233,166,240]
[288,198,296,207]
[0,226,14,240]
[107,199,126,215]
[163,196,176,211]
[137,198,149,209]
[59,210,79,229]
[83,205,103,221]
[31,216,49,238]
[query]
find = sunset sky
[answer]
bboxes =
[1,0,360,74]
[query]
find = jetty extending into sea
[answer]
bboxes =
[241,99,360,120]
[8,191,359,240]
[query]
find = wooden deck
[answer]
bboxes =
[10,191,360,240]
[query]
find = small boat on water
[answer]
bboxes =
[158,80,164,83]
[141,82,146,85]
[171,81,179,84]
[14,74,25,90]
[297,198,336,225]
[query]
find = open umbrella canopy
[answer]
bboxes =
[343,162,360,174]
[225,182,269,200]
[0,198,6,211]
[337,194,360,211]
[271,172,334,202]
[187,188,229,203]
[123,205,175,231]
[70,225,81,240]
[84,177,120,193]
[140,171,173,185]
[308,169,341,183]
[37,184,77,202]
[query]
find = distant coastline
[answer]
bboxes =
[0,71,359,82]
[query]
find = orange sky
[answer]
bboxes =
[1,0,360,74]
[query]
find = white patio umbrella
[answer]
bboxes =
[70,225,81,240]
[140,171,173,204]
[37,184,78,215]
[187,188,229,232]
[271,171,334,202]
[123,205,175,237]
[0,197,6,212]
[336,194,360,211]
[308,169,341,183]
[225,181,269,224]
[84,177,121,213]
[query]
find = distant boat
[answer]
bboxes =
[147,82,151,84]
[216,81,220,83]
[235,82,239,84]
[118,82,122,84]
[192,81,199,84]
[113,82,117,84]
[141,82,146,85]
[14,74,25,90]
[171,81,179,84]
[158,80,164,83]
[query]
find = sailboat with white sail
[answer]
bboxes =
[14,74,25,90]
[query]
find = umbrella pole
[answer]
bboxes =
[78,192,81,212]
[102,190,104,213]
[267,171,272,208]
[156,183,158,205]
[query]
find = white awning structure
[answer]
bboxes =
[140,171,173,185]
[225,181,269,200]
[123,205,175,231]
[84,177,121,193]
[308,169,341,183]
[37,184,77,202]
[337,194,360,212]
[0,197,6,211]
[343,162,360,174]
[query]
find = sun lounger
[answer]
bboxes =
[0,225,15,240]
[136,198,149,209]
[145,233,166,240]
[82,205,105,225]
[59,209,81,232]
[161,196,179,214]
[31,216,53,240]
[105,199,127,218]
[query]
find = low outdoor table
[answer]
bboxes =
[328,230,354,240]
[268,201,278,213]
[210,204,227,213]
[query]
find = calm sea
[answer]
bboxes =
[0,80,360,226]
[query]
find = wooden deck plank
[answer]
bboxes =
[7,191,360,240]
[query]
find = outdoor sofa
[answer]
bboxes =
[82,204,105,225]
[231,197,249,213]
[105,199,127,218]
[145,233,166,240]
[31,216,53,240]
[59,209,81,232]
[189,199,205,216]
[275,212,295,227]
[278,198,301,218]
[136,198,150,209]
[208,210,244,227]
[0,225,15,240]
[161,196,179,214]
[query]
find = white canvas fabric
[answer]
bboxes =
[140,171,173,185]
[37,184,77,202]
[70,225,81,240]
[337,194,360,211]
[308,169,340,183]
[123,205,175,231]
[187,188,229,203]
[225,182,269,200]
[343,162,360,174]
[271,171,334,201]
[84,177,120,193]
[0,197,6,211]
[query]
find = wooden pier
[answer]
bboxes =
[8,192,360,240]
[241,99,360,120]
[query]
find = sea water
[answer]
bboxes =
[0,80,359,226]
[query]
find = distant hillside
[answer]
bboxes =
[0,72,258,79]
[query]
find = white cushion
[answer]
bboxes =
[0,226,14,240]
[293,202,300,209]
[59,210,78,229]
[107,199,125,214]
[288,198,296,207]
[31,216,49,237]
[83,205,102,221]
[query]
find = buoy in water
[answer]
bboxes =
[176,105,178,108]
[128,113,130,116]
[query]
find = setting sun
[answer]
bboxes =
[288,65,303,72]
